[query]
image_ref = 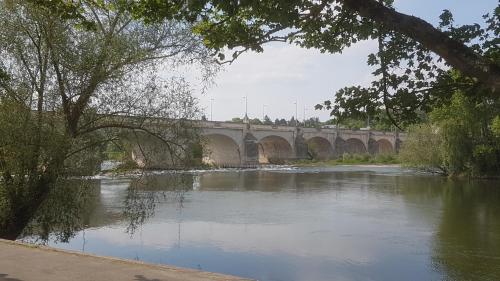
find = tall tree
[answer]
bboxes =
[250,118,263,125]
[0,0,216,239]
[316,7,499,128]
[263,115,273,125]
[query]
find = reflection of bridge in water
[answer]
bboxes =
[133,120,405,168]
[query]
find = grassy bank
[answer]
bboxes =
[101,153,400,174]
[293,154,400,166]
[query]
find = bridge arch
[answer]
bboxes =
[306,137,334,160]
[258,135,293,164]
[345,138,367,154]
[377,139,394,154]
[202,134,241,166]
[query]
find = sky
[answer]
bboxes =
[195,0,498,122]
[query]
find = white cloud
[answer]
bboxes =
[199,40,378,122]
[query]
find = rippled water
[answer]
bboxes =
[42,166,500,281]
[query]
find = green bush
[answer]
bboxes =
[472,145,499,175]
[492,116,500,138]
[400,92,500,177]
[399,124,446,174]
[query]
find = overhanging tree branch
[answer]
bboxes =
[341,0,500,94]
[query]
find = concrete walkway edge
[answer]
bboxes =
[0,239,254,281]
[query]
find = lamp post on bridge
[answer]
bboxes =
[210,98,214,121]
[243,95,249,123]
[294,101,298,127]
[365,105,371,129]
[243,95,248,116]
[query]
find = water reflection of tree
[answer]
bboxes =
[21,179,100,243]
[378,176,500,280]
[123,173,193,234]
[21,173,194,243]
[22,170,320,242]
[431,180,500,281]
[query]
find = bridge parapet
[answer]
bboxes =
[198,120,246,129]
[369,130,399,138]
[250,124,296,132]
[301,127,335,133]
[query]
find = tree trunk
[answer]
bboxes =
[0,175,53,240]
[341,0,500,94]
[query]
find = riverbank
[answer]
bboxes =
[98,159,402,178]
[292,154,400,167]
[0,239,252,281]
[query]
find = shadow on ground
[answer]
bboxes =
[0,273,24,281]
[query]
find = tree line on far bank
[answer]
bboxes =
[225,115,323,128]
[214,109,398,131]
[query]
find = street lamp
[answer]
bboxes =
[365,105,371,129]
[243,95,248,116]
[262,104,267,121]
[294,101,298,126]
[210,98,214,121]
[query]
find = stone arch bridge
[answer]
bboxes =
[199,121,405,167]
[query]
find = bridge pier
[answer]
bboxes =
[294,129,310,160]
[242,130,259,166]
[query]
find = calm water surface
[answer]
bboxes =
[44,166,500,281]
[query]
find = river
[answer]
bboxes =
[26,166,500,281]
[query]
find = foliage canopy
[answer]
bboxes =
[0,0,216,240]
